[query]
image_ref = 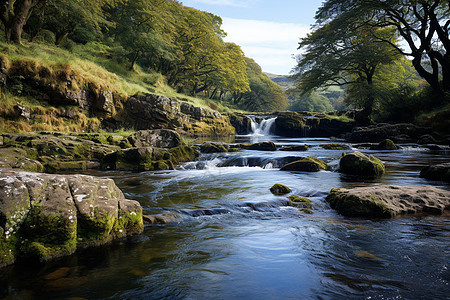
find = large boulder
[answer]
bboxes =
[369,139,398,150]
[339,151,385,177]
[420,163,450,182]
[0,169,143,268]
[326,185,450,218]
[127,129,182,148]
[280,156,327,172]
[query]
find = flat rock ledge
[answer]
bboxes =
[326,185,450,218]
[0,169,143,268]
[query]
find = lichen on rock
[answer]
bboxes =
[339,151,385,177]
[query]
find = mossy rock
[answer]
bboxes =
[370,139,398,150]
[199,142,228,153]
[280,156,327,172]
[240,142,277,151]
[339,151,385,177]
[326,188,392,218]
[288,195,312,209]
[321,144,351,150]
[270,184,291,195]
[280,145,309,151]
[299,208,313,214]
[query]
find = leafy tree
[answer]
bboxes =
[236,58,288,112]
[287,90,333,112]
[315,0,450,99]
[294,19,402,121]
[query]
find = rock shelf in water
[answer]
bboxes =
[326,185,450,218]
[0,169,143,268]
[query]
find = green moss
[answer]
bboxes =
[270,184,291,195]
[299,208,313,214]
[326,189,391,218]
[116,210,144,237]
[77,211,116,246]
[321,144,351,150]
[19,206,77,261]
[288,195,312,208]
[199,142,228,153]
[281,156,327,172]
[339,152,385,177]
[0,234,16,267]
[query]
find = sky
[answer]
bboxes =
[181,0,325,75]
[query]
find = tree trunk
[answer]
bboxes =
[10,0,33,44]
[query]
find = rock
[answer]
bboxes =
[346,123,429,143]
[420,163,450,182]
[321,144,351,150]
[279,145,309,151]
[326,185,450,218]
[417,134,438,145]
[102,145,197,171]
[124,94,234,136]
[143,212,183,224]
[280,156,327,172]
[199,142,228,153]
[229,114,252,135]
[270,184,291,195]
[13,104,31,120]
[240,142,277,151]
[370,139,398,150]
[127,129,182,148]
[0,169,143,267]
[288,195,312,208]
[275,112,355,137]
[339,151,385,177]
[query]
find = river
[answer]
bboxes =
[1,118,449,299]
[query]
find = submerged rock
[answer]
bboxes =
[280,156,327,172]
[279,145,309,151]
[339,151,385,177]
[321,144,351,150]
[240,142,277,151]
[199,142,228,153]
[326,185,450,218]
[0,169,143,268]
[270,184,291,195]
[420,163,450,182]
[288,195,312,209]
[369,139,398,150]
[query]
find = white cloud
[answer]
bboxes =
[222,17,309,74]
[189,0,256,7]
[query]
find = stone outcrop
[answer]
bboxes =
[0,131,197,172]
[229,114,252,135]
[339,151,385,177]
[420,163,450,182]
[122,94,235,136]
[326,185,450,218]
[102,145,198,171]
[275,112,355,137]
[280,156,327,172]
[345,123,429,143]
[0,169,143,268]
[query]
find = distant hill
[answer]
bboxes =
[264,73,295,90]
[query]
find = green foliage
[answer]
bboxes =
[287,90,333,112]
[234,58,288,112]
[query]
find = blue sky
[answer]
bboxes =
[181,0,325,75]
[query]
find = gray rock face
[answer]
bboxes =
[128,129,182,148]
[0,169,143,268]
[326,185,450,218]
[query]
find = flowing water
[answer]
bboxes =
[1,122,450,299]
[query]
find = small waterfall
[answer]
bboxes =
[248,116,277,136]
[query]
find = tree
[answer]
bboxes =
[237,58,288,112]
[315,0,450,99]
[294,20,401,121]
[0,0,44,43]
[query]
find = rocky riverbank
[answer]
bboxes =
[0,169,143,268]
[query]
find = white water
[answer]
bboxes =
[249,116,277,136]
